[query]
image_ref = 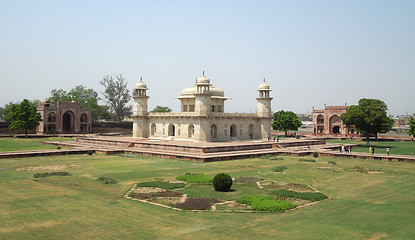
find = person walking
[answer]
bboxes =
[341,145,345,154]
[387,147,390,156]
[369,146,373,156]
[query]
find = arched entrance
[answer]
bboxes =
[230,124,237,137]
[248,124,254,139]
[332,126,340,134]
[62,111,74,132]
[168,124,175,136]
[329,115,341,134]
[188,124,195,138]
[211,124,217,138]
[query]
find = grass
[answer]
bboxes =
[1,140,415,239]
[0,137,73,152]
[327,139,415,156]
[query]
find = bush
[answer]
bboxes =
[328,161,337,165]
[57,146,61,149]
[273,189,328,202]
[88,150,94,155]
[33,171,71,178]
[271,166,287,172]
[136,181,185,189]
[176,174,213,184]
[213,173,233,192]
[299,159,316,162]
[236,195,296,212]
[312,152,319,157]
[97,177,117,184]
[173,198,219,210]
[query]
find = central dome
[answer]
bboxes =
[180,84,225,97]
[196,75,210,84]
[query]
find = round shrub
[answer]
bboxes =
[312,152,319,158]
[88,150,93,155]
[57,146,61,149]
[213,173,233,192]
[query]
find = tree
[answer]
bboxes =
[341,98,394,146]
[272,110,302,136]
[5,99,42,137]
[50,85,100,121]
[213,173,233,192]
[100,74,132,122]
[409,115,415,138]
[151,105,171,113]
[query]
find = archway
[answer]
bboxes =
[329,115,341,134]
[168,124,175,136]
[248,124,254,139]
[62,111,74,132]
[151,123,156,136]
[188,124,195,138]
[230,124,237,137]
[317,114,324,124]
[211,124,217,138]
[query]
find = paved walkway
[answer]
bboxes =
[1,137,414,163]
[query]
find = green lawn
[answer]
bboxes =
[327,139,415,156]
[1,151,415,239]
[0,137,72,152]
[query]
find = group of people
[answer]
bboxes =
[339,144,352,154]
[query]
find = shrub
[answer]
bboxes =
[88,150,94,155]
[213,173,233,192]
[312,152,319,157]
[176,174,213,184]
[173,198,219,210]
[236,195,295,212]
[33,171,71,178]
[273,189,328,202]
[271,166,287,172]
[299,159,316,162]
[97,177,117,184]
[136,181,185,189]
[328,161,337,165]
[57,146,61,149]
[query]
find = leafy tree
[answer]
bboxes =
[151,105,171,113]
[409,115,415,138]
[5,99,42,137]
[50,85,100,121]
[272,110,302,136]
[341,98,394,146]
[100,74,132,122]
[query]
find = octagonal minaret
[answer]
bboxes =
[257,79,273,139]
[132,77,149,138]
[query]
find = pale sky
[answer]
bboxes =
[1,0,414,115]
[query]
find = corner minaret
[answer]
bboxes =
[133,77,149,115]
[257,79,273,117]
[194,72,212,116]
[257,79,273,139]
[132,77,149,138]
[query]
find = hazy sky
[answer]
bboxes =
[1,0,414,115]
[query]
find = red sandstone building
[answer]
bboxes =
[312,105,355,136]
[36,100,92,134]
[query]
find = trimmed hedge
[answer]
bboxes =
[273,189,328,202]
[97,177,117,184]
[299,159,316,162]
[176,174,213,184]
[33,172,71,178]
[136,181,185,189]
[128,190,182,200]
[213,173,233,192]
[236,195,295,212]
[271,166,287,172]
